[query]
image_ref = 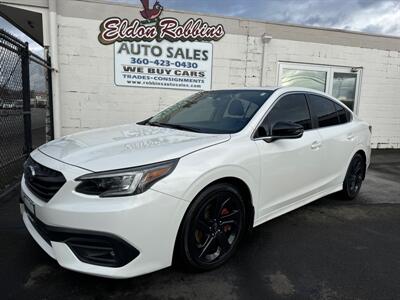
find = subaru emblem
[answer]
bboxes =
[29,165,36,177]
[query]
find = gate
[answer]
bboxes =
[0,29,53,194]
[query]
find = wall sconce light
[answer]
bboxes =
[262,34,272,44]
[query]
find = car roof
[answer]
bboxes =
[209,86,330,93]
[208,87,349,108]
[210,86,336,98]
[210,86,279,92]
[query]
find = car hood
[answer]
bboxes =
[38,124,230,172]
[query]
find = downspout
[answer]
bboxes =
[48,0,61,138]
[260,34,272,86]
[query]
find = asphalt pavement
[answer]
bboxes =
[0,150,399,300]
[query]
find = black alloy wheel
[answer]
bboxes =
[177,183,246,270]
[342,153,365,200]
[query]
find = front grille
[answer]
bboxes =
[23,157,66,202]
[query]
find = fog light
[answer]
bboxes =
[66,237,139,268]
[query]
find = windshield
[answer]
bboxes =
[145,90,274,134]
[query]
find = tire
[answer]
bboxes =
[176,183,247,271]
[342,153,365,200]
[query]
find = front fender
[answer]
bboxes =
[151,139,261,210]
[181,164,258,205]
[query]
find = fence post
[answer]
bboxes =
[21,42,32,155]
[47,54,54,140]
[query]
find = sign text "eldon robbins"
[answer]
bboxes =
[99,17,225,45]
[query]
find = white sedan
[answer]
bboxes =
[20,87,371,278]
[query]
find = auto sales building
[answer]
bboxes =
[1,0,400,148]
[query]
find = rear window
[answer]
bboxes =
[308,94,339,128]
[335,103,351,124]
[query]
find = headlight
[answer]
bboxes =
[75,159,178,197]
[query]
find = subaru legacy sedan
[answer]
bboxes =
[21,87,371,278]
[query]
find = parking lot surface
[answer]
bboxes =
[0,150,399,300]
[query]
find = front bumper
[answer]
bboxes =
[21,205,140,267]
[20,150,189,279]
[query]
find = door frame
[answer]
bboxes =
[328,66,362,115]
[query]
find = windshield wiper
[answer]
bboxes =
[147,122,201,133]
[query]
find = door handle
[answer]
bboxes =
[311,141,322,150]
[346,134,355,141]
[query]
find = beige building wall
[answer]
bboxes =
[2,0,400,148]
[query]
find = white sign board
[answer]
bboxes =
[114,40,212,90]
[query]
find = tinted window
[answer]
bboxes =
[335,103,351,124]
[265,94,312,133]
[308,95,339,127]
[346,110,352,122]
[148,90,274,134]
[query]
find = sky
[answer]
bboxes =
[0,16,44,56]
[113,0,400,37]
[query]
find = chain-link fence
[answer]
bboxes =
[0,30,26,193]
[30,53,53,149]
[0,29,53,194]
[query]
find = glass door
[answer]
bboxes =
[328,67,361,113]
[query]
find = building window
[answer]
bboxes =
[278,63,361,112]
[281,69,327,92]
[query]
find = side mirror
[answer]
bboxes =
[257,121,304,143]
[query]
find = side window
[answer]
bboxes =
[346,110,352,122]
[308,95,339,127]
[265,94,312,133]
[335,103,350,124]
